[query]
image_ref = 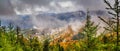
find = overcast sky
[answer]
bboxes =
[0,0,112,15]
[0,0,115,30]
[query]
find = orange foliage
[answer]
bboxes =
[49,25,78,46]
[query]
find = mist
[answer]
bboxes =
[0,0,110,34]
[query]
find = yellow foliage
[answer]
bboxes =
[99,32,118,43]
[59,41,77,50]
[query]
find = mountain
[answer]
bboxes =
[36,10,86,22]
[0,10,106,30]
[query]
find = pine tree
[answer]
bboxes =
[82,11,98,50]
[99,0,120,50]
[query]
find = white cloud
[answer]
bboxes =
[0,0,115,15]
[14,7,32,15]
[48,1,84,13]
[58,1,73,8]
[34,6,50,12]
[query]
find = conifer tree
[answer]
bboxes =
[99,0,120,50]
[82,11,98,50]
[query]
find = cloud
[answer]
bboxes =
[12,0,52,12]
[0,0,112,33]
[0,0,15,15]
[19,0,51,6]
[48,1,83,13]
[12,0,106,14]
[72,0,106,10]
[13,0,82,14]
[0,0,113,15]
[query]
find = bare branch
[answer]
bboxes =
[104,0,113,9]
[98,16,109,25]
[108,11,116,16]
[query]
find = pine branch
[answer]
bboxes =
[98,16,109,25]
[104,0,113,9]
[108,11,116,16]
[111,17,117,20]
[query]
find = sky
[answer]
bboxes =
[0,0,114,32]
[0,0,107,15]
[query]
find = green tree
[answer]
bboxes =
[99,0,120,50]
[82,11,98,50]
